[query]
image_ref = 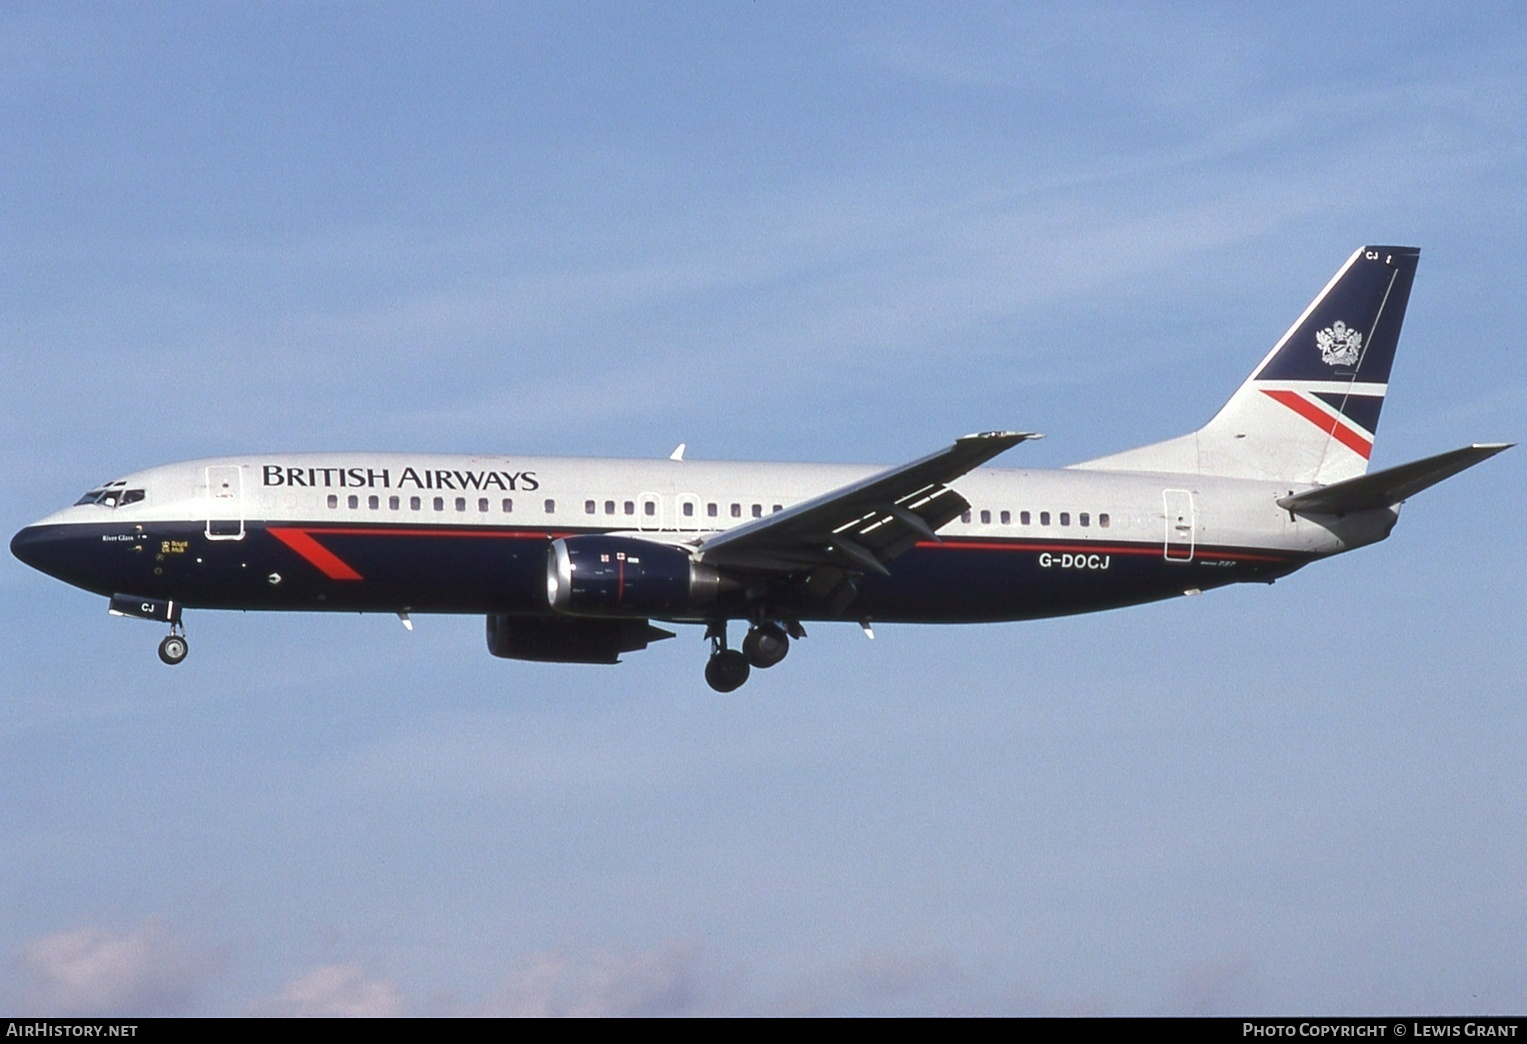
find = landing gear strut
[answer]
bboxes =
[704,622,750,693]
[158,630,188,666]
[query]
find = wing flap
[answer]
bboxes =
[1277,443,1512,515]
[698,431,1039,574]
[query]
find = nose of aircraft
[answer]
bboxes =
[11,524,47,571]
[11,523,81,585]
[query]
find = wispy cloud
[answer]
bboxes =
[12,920,219,1016]
[254,964,406,1018]
[480,944,714,1017]
[768,949,972,1016]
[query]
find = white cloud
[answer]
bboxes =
[481,944,710,1017]
[257,964,405,1018]
[766,950,975,1016]
[14,920,215,1016]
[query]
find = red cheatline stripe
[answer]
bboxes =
[916,539,1294,564]
[1261,388,1372,460]
[266,525,573,581]
[268,527,364,581]
[288,526,573,539]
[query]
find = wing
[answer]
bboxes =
[695,431,1040,576]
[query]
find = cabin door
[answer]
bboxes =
[1162,488,1195,562]
[205,465,246,540]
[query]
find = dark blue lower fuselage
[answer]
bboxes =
[11,520,1309,625]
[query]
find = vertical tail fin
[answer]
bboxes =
[1072,246,1420,484]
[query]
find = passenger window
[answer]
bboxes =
[478,498,489,512]
[979,509,990,524]
[1079,513,1090,527]
[327,494,338,509]
[433,496,444,511]
[624,501,635,515]
[773,504,782,513]
[961,510,972,523]
[1021,510,1031,525]
[501,498,513,513]
[682,502,694,517]
[644,500,656,517]
[411,496,422,511]
[455,497,466,512]
[347,495,359,509]
[731,503,741,518]
[585,500,596,515]
[707,503,718,518]
[1000,510,1010,525]
[389,495,400,510]
[545,499,556,514]
[1099,513,1110,528]
[1059,512,1070,526]
[605,500,615,515]
[368,495,379,510]
[1040,511,1050,525]
[751,504,762,518]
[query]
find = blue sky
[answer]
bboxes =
[2,2,1524,1015]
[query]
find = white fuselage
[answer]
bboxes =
[29,452,1380,558]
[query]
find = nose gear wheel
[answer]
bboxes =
[158,634,188,665]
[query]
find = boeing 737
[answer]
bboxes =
[10,246,1510,691]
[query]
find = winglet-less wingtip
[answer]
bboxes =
[959,431,1043,444]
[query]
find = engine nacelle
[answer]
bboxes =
[485,614,673,664]
[547,535,728,617]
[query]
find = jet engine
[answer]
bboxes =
[546,535,730,617]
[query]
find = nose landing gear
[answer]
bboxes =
[157,622,188,666]
[158,631,188,665]
[106,594,189,666]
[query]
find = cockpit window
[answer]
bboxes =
[74,485,144,508]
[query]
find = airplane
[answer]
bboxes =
[10,245,1511,692]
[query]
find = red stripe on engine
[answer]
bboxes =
[268,527,364,581]
[1261,389,1372,459]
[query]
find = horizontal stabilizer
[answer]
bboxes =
[1277,443,1513,515]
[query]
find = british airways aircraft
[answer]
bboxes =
[10,246,1510,691]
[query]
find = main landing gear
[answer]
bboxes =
[704,646,750,693]
[742,621,789,669]
[703,620,799,692]
[157,624,188,665]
